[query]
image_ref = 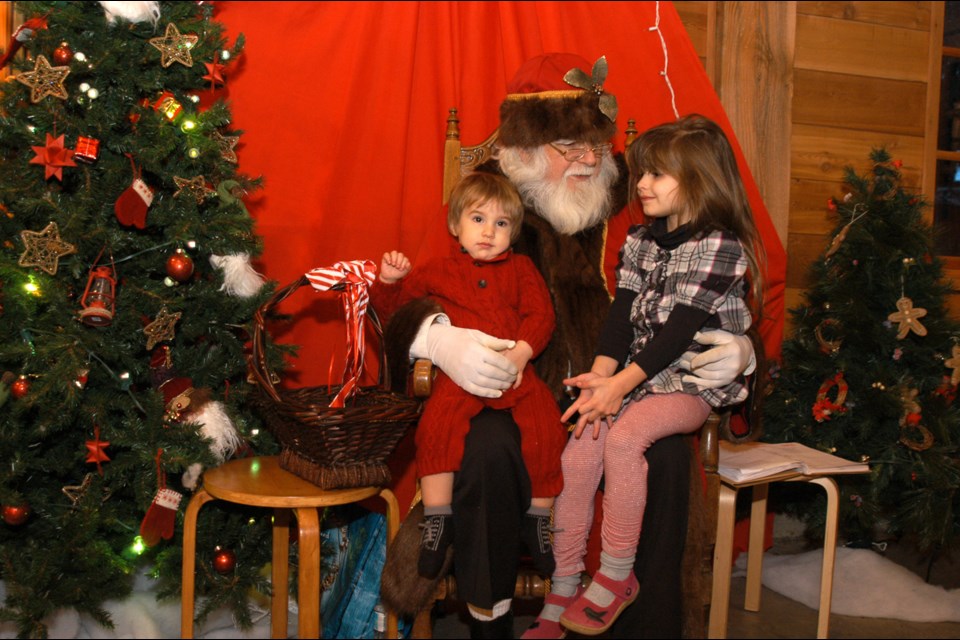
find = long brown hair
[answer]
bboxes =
[625,114,765,317]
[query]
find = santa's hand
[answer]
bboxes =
[426,323,518,398]
[679,330,756,390]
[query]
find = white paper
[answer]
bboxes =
[718,441,870,482]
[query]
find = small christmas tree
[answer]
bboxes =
[763,148,960,555]
[0,2,287,635]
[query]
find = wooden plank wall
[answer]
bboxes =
[675,1,959,334]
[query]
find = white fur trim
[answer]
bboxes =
[192,401,241,462]
[155,487,182,509]
[181,462,203,491]
[99,1,160,25]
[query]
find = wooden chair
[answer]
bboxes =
[406,108,760,638]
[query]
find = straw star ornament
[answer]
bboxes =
[149,23,198,68]
[15,55,70,103]
[19,222,77,275]
[173,175,215,203]
[211,130,239,163]
[144,308,182,350]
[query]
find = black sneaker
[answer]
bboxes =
[418,513,453,578]
[522,513,556,576]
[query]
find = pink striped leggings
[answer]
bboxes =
[553,392,711,575]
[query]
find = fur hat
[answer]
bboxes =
[498,52,618,148]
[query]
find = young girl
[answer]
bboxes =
[371,171,567,580]
[522,114,765,638]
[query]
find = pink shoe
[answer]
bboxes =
[559,571,639,636]
[520,587,583,639]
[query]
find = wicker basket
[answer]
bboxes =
[249,275,422,489]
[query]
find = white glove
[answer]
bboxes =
[679,330,756,390]
[425,323,518,398]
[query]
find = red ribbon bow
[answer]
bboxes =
[306,260,377,407]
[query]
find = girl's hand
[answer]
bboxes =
[560,372,601,424]
[563,372,633,439]
[379,250,411,283]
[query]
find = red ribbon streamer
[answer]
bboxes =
[306,260,377,407]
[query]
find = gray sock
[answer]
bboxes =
[526,505,551,518]
[539,574,580,621]
[583,551,635,607]
[423,504,453,517]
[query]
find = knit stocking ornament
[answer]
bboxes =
[140,449,182,546]
[115,157,153,229]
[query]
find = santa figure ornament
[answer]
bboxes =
[155,372,242,491]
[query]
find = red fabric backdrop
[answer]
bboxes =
[214,1,787,509]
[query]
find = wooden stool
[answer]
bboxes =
[708,460,866,638]
[180,456,400,639]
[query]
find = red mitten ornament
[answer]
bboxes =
[140,487,182,546]
[115,178,154,229]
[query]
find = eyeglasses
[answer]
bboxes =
[549,142,613,162]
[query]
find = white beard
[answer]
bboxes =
[499,146,620,235]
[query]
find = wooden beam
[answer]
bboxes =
[716,1,796,249]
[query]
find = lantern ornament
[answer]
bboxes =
[79,260,117,327]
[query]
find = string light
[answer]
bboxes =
[649,1,679,120]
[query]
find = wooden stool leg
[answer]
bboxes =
[295,507,322,639]
[271,509,291,639]
[811,477,840,639]
[708,483,739,638]
[181,489,215,639]
[379,488,401,640]
[744,483,770,612]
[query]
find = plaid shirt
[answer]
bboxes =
[617,222,751,408]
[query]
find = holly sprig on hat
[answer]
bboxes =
[563,56,617,122]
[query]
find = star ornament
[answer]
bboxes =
[211,130,239,163]
[30,133,76,181]
[149,22,198,68]
[19,221,77,275]
[144,307,181,350]
[15,55,70,103]
[173,175,215,204]
[85,425,111,475]
[202,57,226,87]
[887,296,928,339]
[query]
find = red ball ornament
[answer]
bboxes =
[10,376,30,399]
[52,43,73,65]
[2,503,30,526]
[212,547,236,574]
[165,249,194,282]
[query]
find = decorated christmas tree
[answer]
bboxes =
[763,149,960,555]
[0,2,288,635]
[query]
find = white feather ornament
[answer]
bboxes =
[210,253,266,298]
